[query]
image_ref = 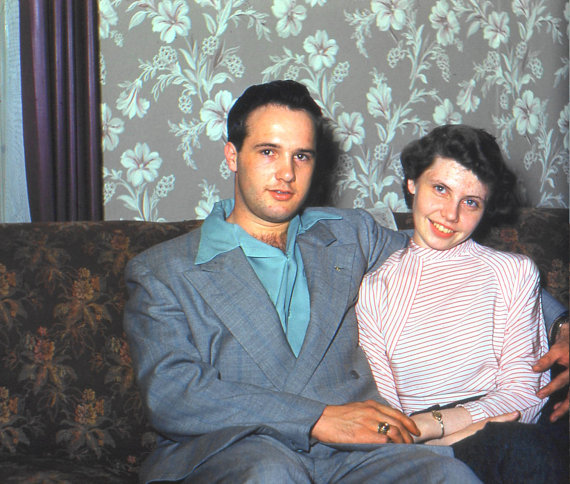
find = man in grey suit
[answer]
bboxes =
[123,80,484,483]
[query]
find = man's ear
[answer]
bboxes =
[225,142,238,173]
[407,178,416,195]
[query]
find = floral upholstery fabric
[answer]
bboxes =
[0,220,201,482]
[0,211,567,482]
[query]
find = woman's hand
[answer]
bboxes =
[425,411,520,446]
[410,407,472,443]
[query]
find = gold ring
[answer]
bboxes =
[377,422,390,435]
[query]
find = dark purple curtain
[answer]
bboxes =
[20,0,102,222]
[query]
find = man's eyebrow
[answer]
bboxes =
[253,142,280,149]
[252,143,316,155]
[297,148,316,156]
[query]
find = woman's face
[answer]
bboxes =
[408,156,489,251]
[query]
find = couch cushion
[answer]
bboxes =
[1,455,137,483]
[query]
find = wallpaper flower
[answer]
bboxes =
[100,0,569,222]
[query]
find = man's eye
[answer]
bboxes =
[434,185,445,193]
[296,153,310,161]
[261,149,273,156]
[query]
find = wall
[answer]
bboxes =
[100,0,569,222]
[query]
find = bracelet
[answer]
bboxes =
[549,313,569,346]
[431,410,444,438]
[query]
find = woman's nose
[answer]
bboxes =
[441,200,459,222]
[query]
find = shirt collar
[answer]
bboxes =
[407,237,475,260]
[196,199,340,264]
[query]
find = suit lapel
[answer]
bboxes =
[184,248,296,388]
[285,222,356,394]
[183,221,357,394]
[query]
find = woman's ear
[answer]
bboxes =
[224,142,238,173]
[407,178,416,195]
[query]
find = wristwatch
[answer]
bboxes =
[431,410,444,438]
[549,312,569,346]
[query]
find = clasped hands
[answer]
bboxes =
[311,400,522,447]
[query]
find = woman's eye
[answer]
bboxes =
[464,199,479,208]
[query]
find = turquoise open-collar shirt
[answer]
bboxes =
[196,199,340,356]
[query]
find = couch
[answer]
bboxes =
[0,208,567,483]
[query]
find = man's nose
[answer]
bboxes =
[276,157,295,182]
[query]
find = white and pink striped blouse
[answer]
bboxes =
[356,238,549,423]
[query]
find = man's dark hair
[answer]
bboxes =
[227,80,323,152]
[400,124,518,224]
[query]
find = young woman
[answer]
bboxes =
[354,125,570,483]
[357,125,549,442]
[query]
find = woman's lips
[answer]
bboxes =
[430,220,455,237]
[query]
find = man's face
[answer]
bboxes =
[225,104,317,234]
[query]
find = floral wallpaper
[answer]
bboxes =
[99,0,569,222]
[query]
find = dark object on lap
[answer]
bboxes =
[452,418,569,484]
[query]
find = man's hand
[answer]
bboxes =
[310,400,420,444]
[533,321,569,422]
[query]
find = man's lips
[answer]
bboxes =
[269,189,294,201]
[430,219,455,237]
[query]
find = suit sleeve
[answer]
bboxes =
[541,288,568,337]
[354,209,409,273]
[123,256,326,452]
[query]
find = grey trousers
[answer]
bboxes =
[183,434,481,483]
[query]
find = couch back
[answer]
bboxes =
[0,209,567,475]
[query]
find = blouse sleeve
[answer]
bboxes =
[460,256,550,423]
[356,271,404,412]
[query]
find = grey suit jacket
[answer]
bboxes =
[123,207,409,482]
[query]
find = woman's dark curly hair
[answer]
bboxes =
[400,124,519,224]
